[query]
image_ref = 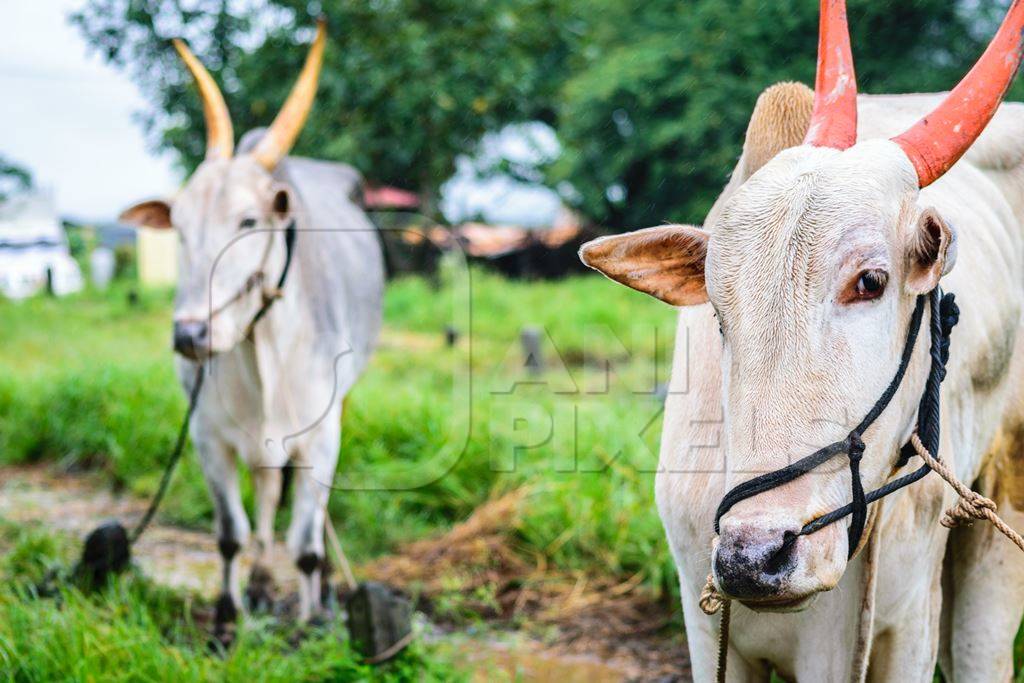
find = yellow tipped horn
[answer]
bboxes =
[251,19,327,171]
[172,38,234,160]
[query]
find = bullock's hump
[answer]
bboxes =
[742,82,814,180]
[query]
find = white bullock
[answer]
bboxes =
[119,22,384,640]
[582,1,1024,679]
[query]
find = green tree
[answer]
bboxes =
[548,0,1019,230]
[72,0,577,207]
[0,155,33,203]
[73,1,1021,230]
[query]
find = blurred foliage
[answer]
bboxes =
[71,0,579,210]
[0,154,33,202]
[114,243,139,280]
[72,0,1023,229]
[64,225,93,262]
[549,0,1023,229]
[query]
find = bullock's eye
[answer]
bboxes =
[239,218,257,230]
[850,269,888,302]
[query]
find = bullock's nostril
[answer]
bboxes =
[715,522,801,600]
[173,320,210,359]
[764,530,799,574]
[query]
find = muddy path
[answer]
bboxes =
[0,464,691,681]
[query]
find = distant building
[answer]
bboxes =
[81,218,176,287]
[363,184,421,211]
[137,227,178,287]
[0,191,83,299]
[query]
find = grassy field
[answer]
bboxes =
[0,268,682,679]
[0,268,678,574]
[0,520,460,681]
[4,269,1022,681]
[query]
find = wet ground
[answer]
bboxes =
[0,464,690,681]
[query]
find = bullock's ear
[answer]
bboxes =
[905,207,956,294]
[269,184,292,221]
[579,225,710,306]
[119,200,172,230]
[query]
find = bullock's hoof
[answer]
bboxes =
[210,593,238,652]
[285,613,336,648]
[210,623,236,654]
[245,565,277,613]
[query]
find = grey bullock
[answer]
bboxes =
[119,22,384,631]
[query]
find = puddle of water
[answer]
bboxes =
[443,631,631,683]
[467,645,628,682]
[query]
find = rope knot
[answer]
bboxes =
[699,573,725,615]
[939,292,960,338]
[937,292,959,378]
[941,492,998,529]
[847,432,865,461]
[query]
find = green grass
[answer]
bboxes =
[0,271,679,679]
[0,272,678,582]
[2,272,1024,678]
[0,523,459,682]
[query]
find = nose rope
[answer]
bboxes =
[247,220,297,332]
[703,288,1024,681]
[204,220,297,330]
[713,294,929,559]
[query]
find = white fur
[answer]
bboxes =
[168,149,383,622]
[654,95,1024,681]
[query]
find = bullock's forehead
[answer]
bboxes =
[711,143,910,261]
[177,158,271,222]
[705,143,913,314]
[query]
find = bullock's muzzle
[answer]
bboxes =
[712,289,960,602]
[715,520,801,602]
[173,319,211,360]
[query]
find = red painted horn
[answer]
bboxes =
[804,0,858,150]
[892,0,1024,187]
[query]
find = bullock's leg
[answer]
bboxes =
[287,421,340,622]
[198,438,250,645]
[246,466,282,611]
[944,457,1024,682]
[867,546,945,680]
[867,594,943,683]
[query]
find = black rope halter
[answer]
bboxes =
[248,219,297,330]
[207,220,298,334]
[713,288,960,559]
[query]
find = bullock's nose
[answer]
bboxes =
[714,519,801,600]
[173,319,210,360]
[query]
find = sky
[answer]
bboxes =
[0,1,180,221]
[0,1,560,226]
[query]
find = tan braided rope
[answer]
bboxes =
[700,432,1024,681]
[699,574,729,682]
[909,433,1024,551]
[700,573,725,616]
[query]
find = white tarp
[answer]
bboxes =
[0,191,83,299]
